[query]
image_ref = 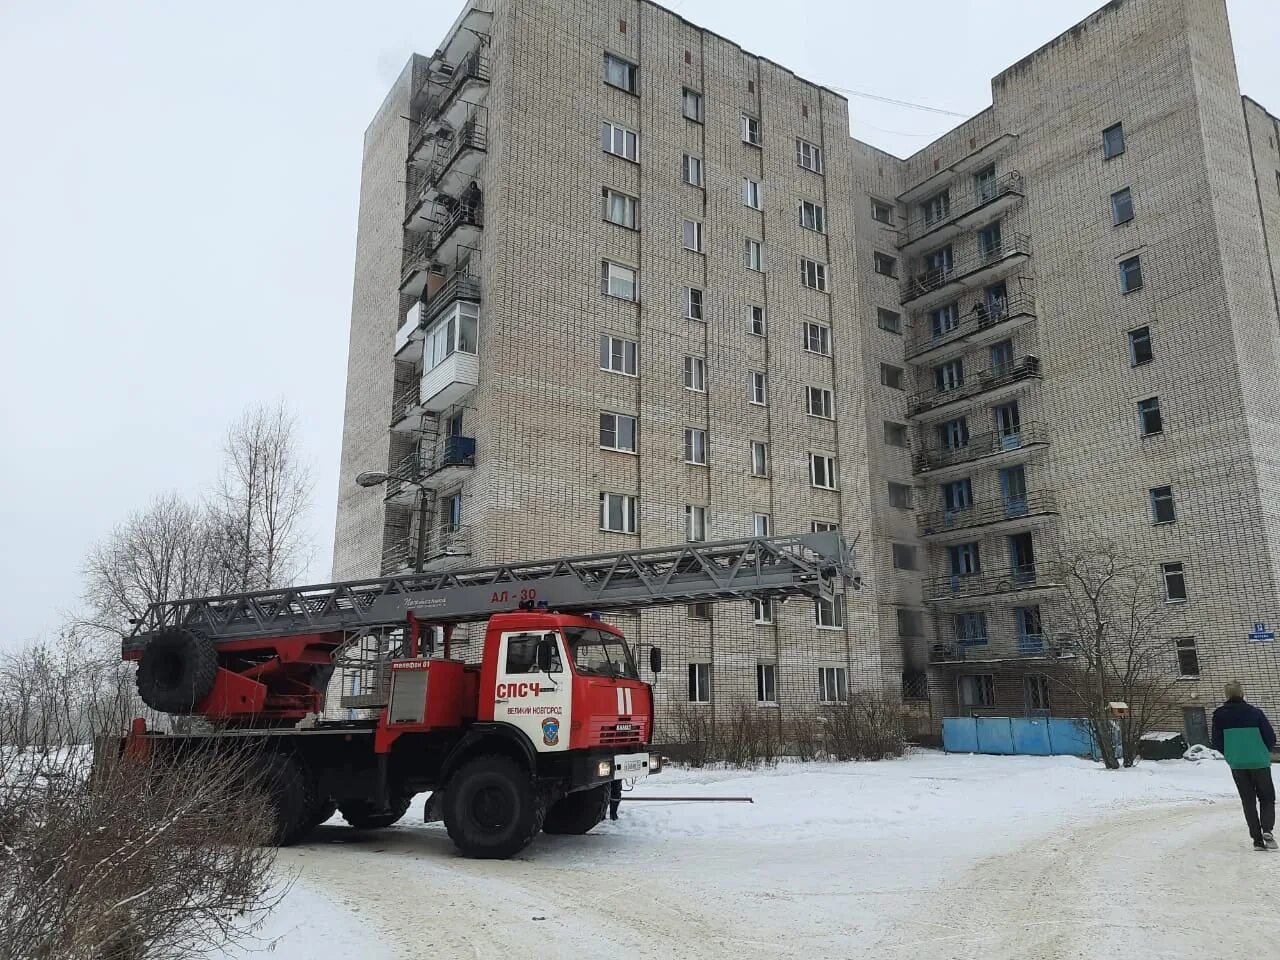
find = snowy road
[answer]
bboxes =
[231,754,1269,960]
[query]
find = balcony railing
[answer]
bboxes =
[400,232,436,286]
[903,233,1032,302]
[917,491,1058,538]
[914,421,1048,474]
[390,381,423,427]
[929,633,1067,663]
[422,51,491,123]
[906,291,1036,360]
[420,262,482,324]
[898,171,1024,247]
[427,200,483,256]
[923,564,1052,602]
[907,355,1041,417]
[429,115,488,186]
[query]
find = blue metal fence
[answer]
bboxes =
[943,717,1114,758]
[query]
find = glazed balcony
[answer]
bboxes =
[913,422,1049,479]
[897,171,1025,251]
[420,301,479,412]
[922,564,1058,603]
[905,292,1037,364]
[902,233,1032,309]
[917,491,1059,542]
[908,355,1042,419]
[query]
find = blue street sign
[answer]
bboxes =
[1249,622,1276,643]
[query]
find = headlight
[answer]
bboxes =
[649,755,663,772]
[597,760,613,778]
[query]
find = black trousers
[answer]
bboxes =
[1232,767,1276,840]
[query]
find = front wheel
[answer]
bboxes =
[543,784,610,835]
[442,754,544,859]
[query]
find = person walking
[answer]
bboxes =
[1211,681,1277,851]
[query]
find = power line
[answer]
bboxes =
[825,85,971,119]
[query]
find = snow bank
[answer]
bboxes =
[1182,744,1224,761]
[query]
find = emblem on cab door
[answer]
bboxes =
[541,717,560,747]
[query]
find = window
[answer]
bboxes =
[897,609,924,637]
[938,417,969,451]
[811,520,840,534]
[974,165,997,203]
[815,598,844,630]
[1138,396,1163,436]
[683,428,707,465]
[741,113,761,146]
[810,453,838,489]
[599,492,637,533]
[603,53,638,94]
[505,632,559,675]
[422,304,478,370]
[682,153,704,187]
[934,358,964,392]
[949,542,980,576]
[599,412,637,453]
[1103,122,1125,159]
[818,666,847,702]
[1111,187,1134,225]
[954,611,988,645]
[684,355,706,392]
[930,303,960,339]
[881,363,905,390]
[888,482,913,509]
[602,121,639,161]
[903,670,929,701]
[602,188,638,228]
[892,543,917,570]
[976,222,1002,259]
[751,601,775,626]
[685,505,706,542]
[688,603,713,621]
[756,663,777,702]
[1162,562,1187,602]
[925,245,954,275]
[1129,325,1153,365]
[884,421,909,448]
[943,478,974,513]
[805,386,834,419]
[753,513,772,538]
[800,201,826,233]
[796,138,823,173]
[960,674,995,709]
[601,260,637,301]
[748,305,766,337]
[748,371,768,405]
[440,490,463,534]
[922,190,950,225]
[685,286,704,320]
[1120,255,1143,293]
[599,333,637,375]
[682,87,703,122]
[682,219,704,252]
[749,441,769,478]
[688,663,711,702]
[1016,606,1043,645]
[877,308,902,334]
[804,321,831,355]
[1176,637,1200,677]
[871,200,893,224]
[1026,675,1051,712]
[745,239,764,272]
[1150,485,1176,524]
[743,179,762,209]
[801,258,828,291]
[874,252,897,277]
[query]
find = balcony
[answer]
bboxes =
[400,234,436,297]
[928,634,1070,665]
[420,263,481,325]
[427,200,484,269]
[417,49,491,137]
[917,491,1059,542]
[897,172,1025,251]
[421,435,476,490]
[420,301,479,412]
[913,422,1049,478]
[384,452,424,505]
[389,380,426,433]
[906,291,1037,364]
[908,355,1041,419]
[922,565,1058,603]
[423,525,473,567]
[902,233,1032,308]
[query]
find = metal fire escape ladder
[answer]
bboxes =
[123,533,857,652]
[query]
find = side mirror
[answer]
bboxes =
[536,639,559,674]
[649,647,662,674]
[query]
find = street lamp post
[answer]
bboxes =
[356,469,430,574]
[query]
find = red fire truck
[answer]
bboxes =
[120,533,853,858]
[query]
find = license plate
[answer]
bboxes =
[614,754,649,777]
[615,723,634,731]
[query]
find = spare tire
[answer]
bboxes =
[136,628,218,714]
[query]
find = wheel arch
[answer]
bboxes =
[440,723,536,784]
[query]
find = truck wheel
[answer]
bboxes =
[442,754,544,859]
[543,784,610,835]
[254,753,316,846]
[135,628,217,714]
[304,797,338,832]
[338,794,412,830]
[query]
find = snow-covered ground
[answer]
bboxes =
[224,752,1279,960]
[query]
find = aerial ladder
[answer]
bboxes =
[119,532,856,858]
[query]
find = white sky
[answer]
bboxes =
[1,0,1276,650]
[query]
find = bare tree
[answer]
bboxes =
[213,401,313,592]
[1044,544,1185,769]
[0,639,284,960]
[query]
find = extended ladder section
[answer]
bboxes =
[123,533,856,652]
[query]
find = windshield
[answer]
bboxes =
[564,626,639,680]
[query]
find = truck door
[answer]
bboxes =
[493,630,571,753]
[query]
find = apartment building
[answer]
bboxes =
[335,0,1280,740]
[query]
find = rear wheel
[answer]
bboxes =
[543,784,610,835]
[254,753,316,847]
[442,754,544,859]
[304,797,338,832]
[339,794,412,830]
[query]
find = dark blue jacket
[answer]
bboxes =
[1211,698,1276,770]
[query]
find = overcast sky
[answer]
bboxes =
[0,0,1276,651]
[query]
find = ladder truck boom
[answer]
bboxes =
[115,533,858,860]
